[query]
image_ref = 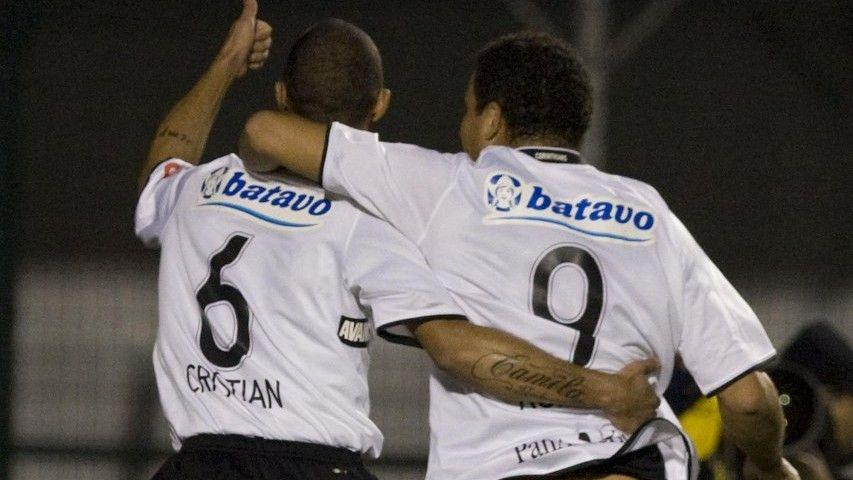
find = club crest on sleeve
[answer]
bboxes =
[196,167,331,230]
[163,162,184,178]
[202,166,230,198]
[338,316,371,348]
[483,171,656,244]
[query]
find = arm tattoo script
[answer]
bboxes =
[157,126,194,146]
[471,352,584,402]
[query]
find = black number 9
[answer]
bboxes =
[531,245,604,366]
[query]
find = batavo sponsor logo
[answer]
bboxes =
[483,172,656,244]
[198,167,331,229]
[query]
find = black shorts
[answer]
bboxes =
[570,445,666,479]
[507,445,666,480]
[152,434,378,480]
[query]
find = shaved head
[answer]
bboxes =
[282,19,384,128]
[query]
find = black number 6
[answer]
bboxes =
[196,234,253,368]
[531,245,604,366]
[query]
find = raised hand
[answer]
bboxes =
[601,358,661,433]
[215,0,273,79]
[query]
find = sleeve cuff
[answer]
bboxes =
[376,314,468,349]
[144,156,182,181]
[704,353,778,397]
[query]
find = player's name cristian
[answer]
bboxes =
[186,363,283,410]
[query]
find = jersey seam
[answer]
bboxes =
[376,313,468,348]
[340,209,364,291]
[415,161,464,247]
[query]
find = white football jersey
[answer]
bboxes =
[135,154,463,457]
[320,122,777,479]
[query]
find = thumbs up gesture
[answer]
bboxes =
[216,0,273,79]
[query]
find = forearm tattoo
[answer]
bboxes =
[158,126,194,146]
[471,353,584,403]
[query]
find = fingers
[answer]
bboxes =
[249,51,269,63]
[255,20,273,40]
[620,358,660,377]
[246,20,271,70]
[250,20,272,62]
[252,37,272,53]
[240,0,258,21]
[647,393,661,409]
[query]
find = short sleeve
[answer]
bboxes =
[344,212,466,347]
[135,159,195,248]
[322,121,467,242]
[668,213,777,396]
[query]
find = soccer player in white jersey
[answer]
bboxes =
[136,5,662,479]
[239,30,802,480]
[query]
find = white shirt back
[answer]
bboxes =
[321,123,777,479]
[135,154,463,456]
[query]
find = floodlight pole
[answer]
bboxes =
[578,0,610,169]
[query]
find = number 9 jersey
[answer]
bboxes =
[135,154,464,457]
[320,122,778,480]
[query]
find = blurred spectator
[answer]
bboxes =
[665,362,720,480]
[665,320,852,479]
[778,321,853,480]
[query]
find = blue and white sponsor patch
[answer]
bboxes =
[483,172,656,244]
[197,167,331,229]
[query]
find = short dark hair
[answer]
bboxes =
[474,32,592,147]
[282,19,383,127]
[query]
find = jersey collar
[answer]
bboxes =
[516,146,582,164]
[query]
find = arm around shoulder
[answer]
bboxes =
[409,318,662,433]
[240,110,327,182]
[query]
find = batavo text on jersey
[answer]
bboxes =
[214,170,331,215]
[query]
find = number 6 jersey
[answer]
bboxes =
[135,154,463,457]
[319,122,777,480]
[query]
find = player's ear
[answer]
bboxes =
[480,101,504,143]
[274,81,288,111]
[371,88,391,123]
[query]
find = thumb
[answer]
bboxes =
[239,0,258,21]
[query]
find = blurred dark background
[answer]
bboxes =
[2,1,851,479]
[7,0,852,279]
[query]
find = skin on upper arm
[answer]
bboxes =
[240,110,328,183]
[717,371,776,414]
[138,2,272,192]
